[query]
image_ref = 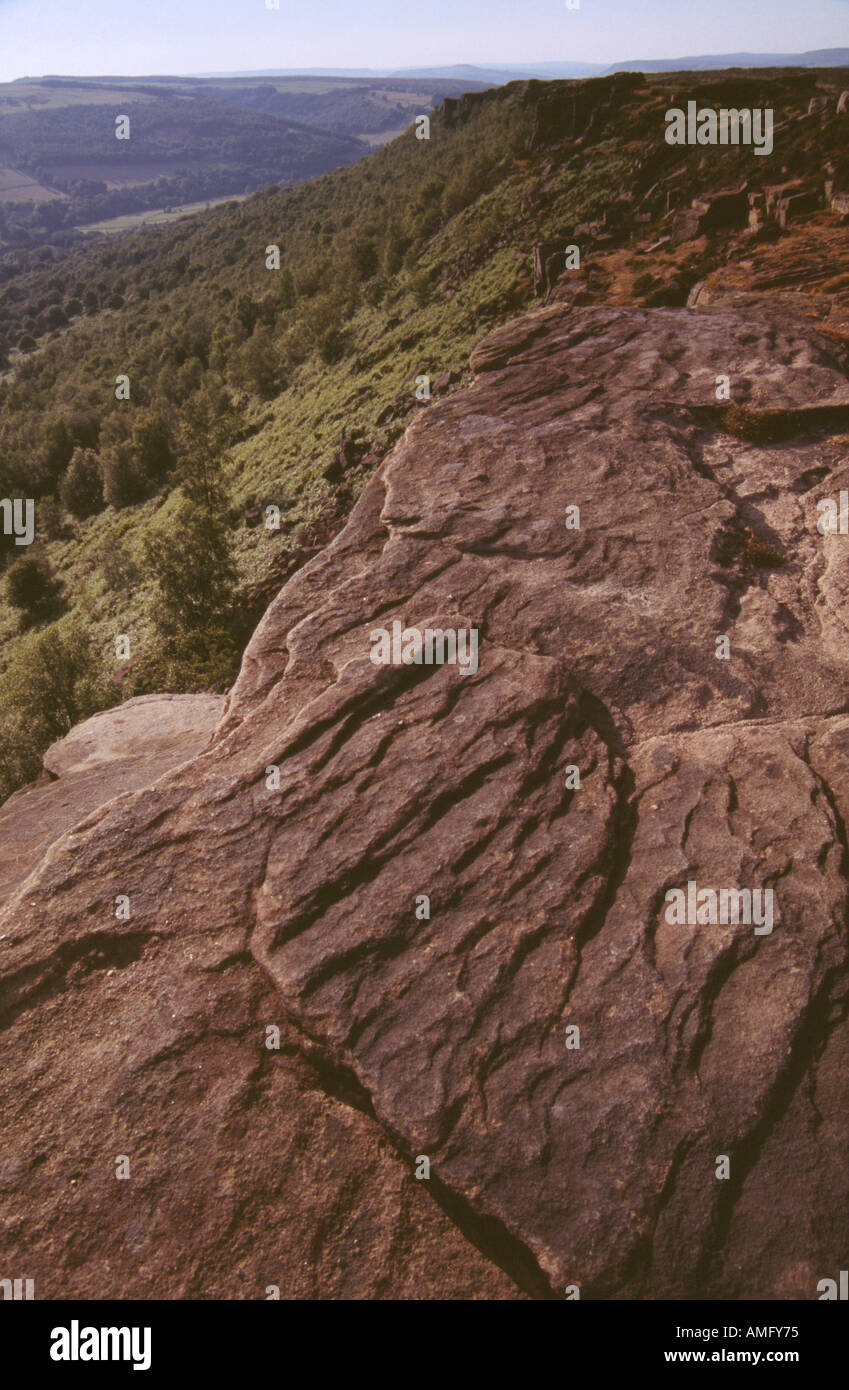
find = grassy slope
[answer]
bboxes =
[0,82,620,644]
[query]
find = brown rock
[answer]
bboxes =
[0,695,224,903]
[778,190,821,228]
[4,305,849,1299]
[0,697,521,1300]
[695,186,749,233]
[42,694,224,780]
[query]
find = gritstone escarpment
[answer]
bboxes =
[3,303,849,1299]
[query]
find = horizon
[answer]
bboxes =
[0,0,848,85]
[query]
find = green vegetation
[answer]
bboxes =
[0,613,110,799]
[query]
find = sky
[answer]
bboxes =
[0,0,846,84]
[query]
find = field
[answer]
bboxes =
[78,193,247,234]
[0,166,65,202]
[0,81,156,112]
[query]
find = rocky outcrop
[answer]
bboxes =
[3,304,849,1299]
[526,73,643,152]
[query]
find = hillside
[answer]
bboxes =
[0,66,847,807]
[0,73,487,250]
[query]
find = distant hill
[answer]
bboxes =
[191,53,849,83]
[190,65,602,80]
[387,63,603,82]
[607,48,849,73]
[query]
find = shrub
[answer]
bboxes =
[232,325,280,398]
[37,497,65,540]
[132,413,176,485]
[98,540,140,592]
[318,324,347,364]
[39,418,74,487]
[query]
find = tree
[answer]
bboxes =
[318,324,347,364]
[142,496,239,689]
[275,268,295,311]
[0,614,108,802]
[351,236,379,282]
[235,293,260,335]
[5,548,63,624]
[177,386,239,514]
[232,325,279,398]
[132,413,175,486]
[101,442,147,509]
[38,418,74,489]
[59,447,103,518]
[44,304,67,330]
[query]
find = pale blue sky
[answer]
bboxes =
[0,0,846,83]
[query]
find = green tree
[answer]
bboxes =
[59,447,103,518]
[5,548,62,624]
[177,386,238,513]
[101,442,147,509]
[132,412,175,486]
[39,418,74,486]
[0,614,109,801]
[142,496,239,689]
[232,325,279,398]
[350,236,379,282]
[275,268,295,311]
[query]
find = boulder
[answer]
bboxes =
[0,698,520,1300]
[695,186,750,233]
[778,190,821,228]
[0,695,224,903]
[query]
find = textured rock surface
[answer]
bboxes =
[3,304,849,1299]
[41,694,225,779]
[0,699,520,1299]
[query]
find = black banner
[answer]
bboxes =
[2,1298,845,1378]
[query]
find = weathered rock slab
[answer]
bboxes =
[4,305,849,1298]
